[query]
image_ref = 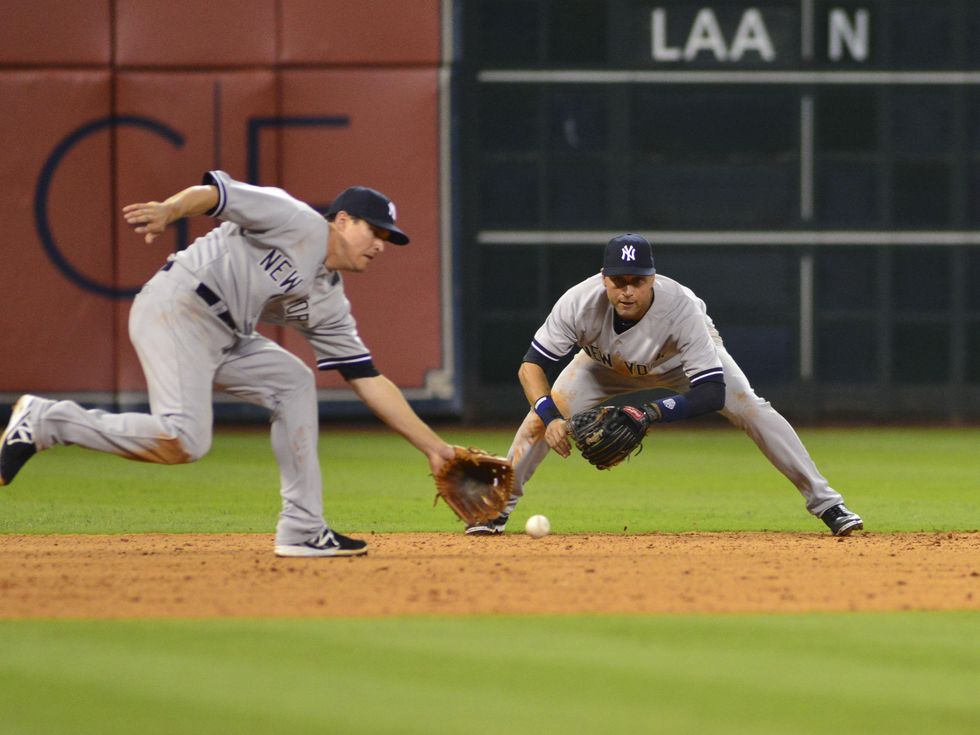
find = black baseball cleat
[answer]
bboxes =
[274,529,368,557]
[465,513,509,536]
[0,395,39,487]
[820,503,864,536]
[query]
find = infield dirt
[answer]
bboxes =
[1,532,977,618]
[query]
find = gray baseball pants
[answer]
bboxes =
[505,344,844,518]
[26,265,325,545]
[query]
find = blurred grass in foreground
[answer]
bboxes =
[0,613,977,735]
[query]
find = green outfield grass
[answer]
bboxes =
[0,426,977,533]
[0,614,978,735]
[2,426,978,734]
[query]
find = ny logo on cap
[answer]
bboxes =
[388,202,397,221]
[621,244,636,262]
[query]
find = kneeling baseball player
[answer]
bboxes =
[466,233,862,537]
[0,172,456,557]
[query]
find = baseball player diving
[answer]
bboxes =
[0,172,456,557]
[466,233,863,537]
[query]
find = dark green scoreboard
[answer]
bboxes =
[459,0,980,420]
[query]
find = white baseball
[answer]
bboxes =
[525,514,551,539]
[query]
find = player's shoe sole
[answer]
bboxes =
[465,514,509,535]
[0,395,39,487]
[820,503,864,536]
[274,529,368,557]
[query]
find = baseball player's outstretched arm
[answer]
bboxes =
[519,362,571,458]
[122,185,219,244]
[348,375,455,476]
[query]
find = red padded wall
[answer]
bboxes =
[0,1,111,65]
[0,1,446,402]
[277,69,442,389]
[280,0,441,64]
[0,72,116,391]
[115,0,277,67]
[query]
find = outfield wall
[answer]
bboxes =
[0,0,455,414]
[4,1,980,423]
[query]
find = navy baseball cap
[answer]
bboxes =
[602,233,656,276]
[326,186,410,245]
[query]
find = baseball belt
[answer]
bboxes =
[160,262,238,331]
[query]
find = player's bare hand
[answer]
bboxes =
[545,418,571,458]
[122,201,173,244]
[427,443,456,477]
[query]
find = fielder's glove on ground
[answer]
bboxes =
[434,446,515,525]
[567,404,659,470]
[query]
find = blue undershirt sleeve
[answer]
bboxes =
[650,376,725,422]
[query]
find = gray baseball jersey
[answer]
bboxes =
[504,271,846,520]
[262,266,380,378]
[529,273,723,386]
[170,171,329,334]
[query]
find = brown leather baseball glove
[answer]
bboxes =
[434,446,514,525]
